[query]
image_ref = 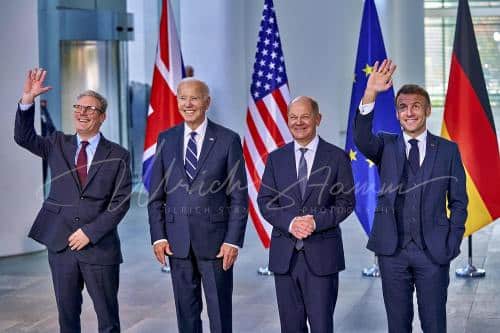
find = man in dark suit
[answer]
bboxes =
[257,96,355,333]
[14,68,131,333]
[148,78,248,333]
[354,60,468,333]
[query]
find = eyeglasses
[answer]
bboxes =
[73,104,102,115]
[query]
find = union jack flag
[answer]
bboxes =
[142,0,184,191]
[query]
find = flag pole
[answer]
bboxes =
[455,235,485,278]
[362,254,380,277]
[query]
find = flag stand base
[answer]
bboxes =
[455,236,485,278]
[257,266,273,276]
[455,264,485,278]
[362,255,380,277]
[161,265,171,273]
[362,263,380,277]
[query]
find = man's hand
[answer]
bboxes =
[153,241,173,265]
[290,215,315,239]
[21,68,52,104]
[216,243,239,271]
[68,228,90,251]
[362,59,397,104]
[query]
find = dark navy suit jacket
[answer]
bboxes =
[147,119,248,259]
[257,138,355,276]
[14,105,132,265]
[354,111,468,264]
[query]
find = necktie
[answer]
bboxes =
[298,148,308,198]
[408,139,420,172]
[185,132,198,182]
[76,141,89,186]
[296,147,308,250]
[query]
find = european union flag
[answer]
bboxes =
[345,0,401,235]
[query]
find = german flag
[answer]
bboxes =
[442,0,500,237]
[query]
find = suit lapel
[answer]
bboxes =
[82,135,112,192]
[302,138,329,204]
[421,132,438,195]
[282,143,302,205]
[175,125,189,182]
[192,120,217,181]
[395,134,407,183]
[62,135,82,191]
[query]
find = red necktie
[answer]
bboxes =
[76,141,89,186]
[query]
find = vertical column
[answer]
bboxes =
[0,1,45,256]
[179,0,247,135]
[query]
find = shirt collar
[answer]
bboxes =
[294,135,319,153]
[184,117,208,139]
[76,132,101,148]
[403,130,427,145]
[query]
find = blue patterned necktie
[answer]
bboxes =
[185,132,198,182]
[295,147,308,250]
[408,139,420,173]
[298,148,308,198]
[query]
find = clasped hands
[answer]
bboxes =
[290,215,316,240]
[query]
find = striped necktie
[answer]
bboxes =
[185,132,198,182]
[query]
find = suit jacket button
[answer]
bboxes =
[80,196,84,200]
[75,217,80,222]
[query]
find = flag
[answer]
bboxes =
[345,0,401,235]
[244,0,292,248]
[142,0,184,191]
[442,0,500,236]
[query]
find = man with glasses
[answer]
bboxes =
[354,59,468,333]
[14,68,131,333]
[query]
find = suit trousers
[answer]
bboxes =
[48,248,120,333]
[378,241,450,333]
[274,250,339,333]
[169,248,233,333]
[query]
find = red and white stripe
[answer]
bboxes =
[243,84,292,248]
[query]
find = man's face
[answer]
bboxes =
[177,82,210,129]
[287,99,321,144]
[73,96,105,137]
[396,93,430,137]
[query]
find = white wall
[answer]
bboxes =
[0,1,45,256]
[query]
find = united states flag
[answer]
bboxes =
[244,0,292,248]
[142,0,184,191]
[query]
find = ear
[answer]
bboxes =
[425,105,431,117]
[316,113,322,126]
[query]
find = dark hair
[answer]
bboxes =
[395,84,431,107]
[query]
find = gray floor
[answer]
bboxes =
[1,193,500,332]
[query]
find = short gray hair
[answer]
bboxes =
[77,90,108,113]
[177,78,210,97]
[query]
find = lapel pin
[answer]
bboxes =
[209,137,215,141]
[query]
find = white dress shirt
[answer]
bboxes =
[183,117,208,161]
[76,133,101,171]
[359,101,427,164]
[294,135,319,179]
